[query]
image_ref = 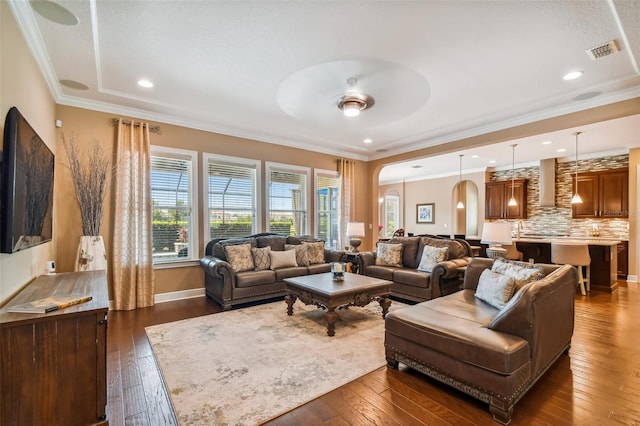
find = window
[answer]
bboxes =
[384,195,400,238]
[266,162,310,236]
[315,170,340,248]
[203,154,260,241]
[150,147,198,265]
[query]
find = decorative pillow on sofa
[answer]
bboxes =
[224,243,255,272]
[475,269,516,309]
[375,243,403,267]
[252,246,271,271]
[269,249,298,270]
[417,245,449,272]
[303,241,325,264]
[491,258,543,290]
[284,244,310,266]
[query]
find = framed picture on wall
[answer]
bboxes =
[416,203,435,224]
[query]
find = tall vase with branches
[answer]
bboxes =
[63,133,109,271]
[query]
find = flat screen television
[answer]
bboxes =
[0,107,54,253]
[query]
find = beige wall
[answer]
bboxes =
[54,106,370,298]
[0,3,57,303]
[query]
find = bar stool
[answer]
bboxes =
[551,243,590,295]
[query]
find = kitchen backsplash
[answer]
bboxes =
[490,154,629,240]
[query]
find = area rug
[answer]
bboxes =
[145,299,406,425]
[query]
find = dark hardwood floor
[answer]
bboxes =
[106,282,640,425]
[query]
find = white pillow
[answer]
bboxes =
[417,245,449,272]
[375,243,403,267]
[475,269,516,309]
[269,249,298,270]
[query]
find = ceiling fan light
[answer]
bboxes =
[342,100,362,117]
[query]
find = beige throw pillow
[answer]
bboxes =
[417,245,449,272]
[491,258,543,290]
[304,241,325,264]
[269,249,298,270]
[252,246,271,271]
[284,244,310,266]
[475,269,516,309]
[375,243,403,267]
[224,243,255,272]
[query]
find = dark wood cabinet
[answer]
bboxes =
[572,168,628,218]
[485,179,527,219]
[0,271,108,426]
[617,241,628,278]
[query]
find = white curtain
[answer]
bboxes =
[112,119,155,310]
[338,159,355,250]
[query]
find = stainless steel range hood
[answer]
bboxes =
[539,158,556,207]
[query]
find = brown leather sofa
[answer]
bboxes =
[384,258,577,424]
[200,233,345,310]
[358,235,473,302]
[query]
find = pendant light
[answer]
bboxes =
[456,154,464,209]
[508,144,518,206]
[571,131,583,204]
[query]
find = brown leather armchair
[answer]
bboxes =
[385,258,577,424]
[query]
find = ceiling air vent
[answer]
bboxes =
[586,40,619,60]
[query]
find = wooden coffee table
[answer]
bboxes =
[284,272,392,336]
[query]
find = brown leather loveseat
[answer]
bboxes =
[384,258,577,424]
[358,235,473,302]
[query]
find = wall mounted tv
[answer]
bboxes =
[0,107,54,253]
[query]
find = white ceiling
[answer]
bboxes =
[9,0,640,179]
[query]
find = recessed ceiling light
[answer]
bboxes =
[557,148,566,153]
[542,141,552,145]
[472,154,479,158]
[411,165,423,169]
[30,0,79,25]
[489,160,496,164]
[363,138,372,144]
[563,71,583,81]
[138,79,154,88]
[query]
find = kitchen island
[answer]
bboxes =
[514,237,620,293]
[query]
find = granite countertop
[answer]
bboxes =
[514,236,621,246]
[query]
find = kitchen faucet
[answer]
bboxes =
[516,221,524,239]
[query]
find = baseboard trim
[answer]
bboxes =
[627,275,638,283]
[155,288,205,304]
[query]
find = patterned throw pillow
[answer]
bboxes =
[375,243,403,267]
[304,241,325,264]
[475,269,516,309]
[224,243,254,272]
[491,258,543,290]
[269,249,298,270]
[252,246,271,271]
[417,245,449,272]
[284,244,310,266]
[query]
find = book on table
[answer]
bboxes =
[7,295,93,314]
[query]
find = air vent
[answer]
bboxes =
[586,40,619,60]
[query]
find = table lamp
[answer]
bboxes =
[346,222,365,253]
[481,222,513,259]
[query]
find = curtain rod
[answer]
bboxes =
[111,118,161,133]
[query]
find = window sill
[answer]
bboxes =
[153,259,200,270]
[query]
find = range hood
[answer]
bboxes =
[539,158,556,207]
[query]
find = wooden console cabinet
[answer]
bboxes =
[0,271,109,425]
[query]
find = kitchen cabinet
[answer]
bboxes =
[485,179,527,219]
[572,168,628,218]
[617,241,628,279]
